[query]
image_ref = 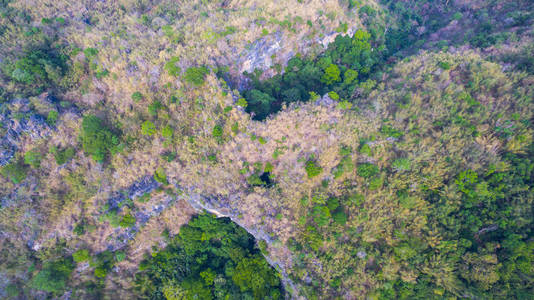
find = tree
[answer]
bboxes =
[141,120,156,136]
[165,56,181,76]
[30,258,74,294]
[79,115,118,162]
[1,160,28,184]
[245,89,276,120]
[73,249,90,263]
[24,149,42,168]
[184,66,209,85]
[321,64,341,85]
[232,255,281,299]
[305,159,323,178]
[135,214,282,299]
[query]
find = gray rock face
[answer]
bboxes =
[315,93,336,106]
[0,99,51,166]
[107,176,160,209]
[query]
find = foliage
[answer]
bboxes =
[141,120,156,136]
[1,159,28,184]
[30,257,74,294]
[131,91,143,102]
[46,110,59,126]
[356,162,379,178]
[73,249,90,263]
[305,159,323,178]
[135,214,282,299]
[154,167,168,185]
[243,29,381,120]
[183,66,209,86]
[79,115,119,162]
[50,146,75,165]
[24,148,42,168]
[119,213,136,228]
[164,56,181,76]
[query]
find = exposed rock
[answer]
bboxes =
[107,176,160,209]
[315,93,336,106]
[0,99,51,166]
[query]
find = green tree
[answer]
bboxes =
[245,89,275,120]
[24,149,42,168]
[79,115,118,162]
[305,159,323,178]
[73,249,90,263]
[165,56,181,76]
[30,258,74,294]
[321,64,341,85]
[184,66,209,85]
[1,160,28,184]
[141,120,156,136]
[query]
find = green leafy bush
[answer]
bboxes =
[79,115,119,162]
[305,159,323,178]
[46,110,59,126]
[50,146,75,165]
[212,125,223,138]
[164,56,181,76]
[131,91,143,102]
[73,249,90,263]
[357,163,379,178]
[392,158,411,171]
[141,120,156,136]
[154,167,168,185]
[119,213,136,228]
[161,125,173,139]
[1,160,28,184]
[30,258,74,294]
[24,149,42,168]
[184,66,209,85]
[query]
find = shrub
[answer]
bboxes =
[161,125,173,139]
[312,205,331,227]
[79,115,119,162]
[131,92,143,102]
[357,163,379,178]
[24,149,42,168]
[328,91,340,101]
[305,159,323,178]
[212,125,223,138]
[115,251,126,262]
[50,146,75,165]
[30,258,74,294]
[392,158,411,171]
[184,66,209,85]
[94,266,107,278]
[154,167,168,185]
[1,160,28,184]
[236,97,248,108]
[332,210,347,225]
[141,120,156,136]
[322,64,341,85]
[148,101,162,116]
[164,56,181,76]
[119,213,136,228]
[46,110,59,126]
[73,249,90,263]
[359,143,372,156]
[73,223,85,235]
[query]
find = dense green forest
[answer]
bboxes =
[0,0,533,299]
[135,214,282,299]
